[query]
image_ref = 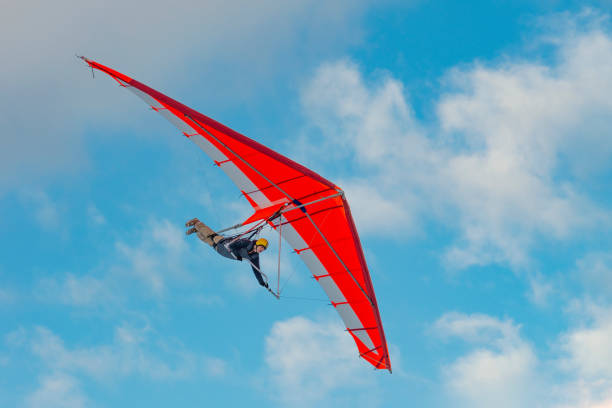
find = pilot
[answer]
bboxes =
[185,218,269,289]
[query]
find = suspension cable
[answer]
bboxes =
[276,215,282,295]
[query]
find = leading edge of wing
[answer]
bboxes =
[80,57,337,192]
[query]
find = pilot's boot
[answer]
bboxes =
[185,218,199,227]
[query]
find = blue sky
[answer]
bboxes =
[2,1,612,407]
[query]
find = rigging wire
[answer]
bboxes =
[278,295,329,302]
[278,266,297,295]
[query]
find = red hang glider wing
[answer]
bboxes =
[82,57,391,372]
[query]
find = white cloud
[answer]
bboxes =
[25,373,88,408]
[434,312,539,408]
[0,0,380,192]
[434,26,612,266]
[299,60,428,236]
[444,347,538,408]
[552,302,612,408]
[263,315,378,407]
[554,382,612,408]
[341,180,419,234]
[432,306,612,408]
[298,15,612,269]
[434,312,523,345]
[560,305,612,380]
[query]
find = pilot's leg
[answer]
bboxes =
[194,221,217,246]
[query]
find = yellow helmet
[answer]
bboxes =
[255,238,268,249]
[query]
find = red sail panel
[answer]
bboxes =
[82,57,391,372]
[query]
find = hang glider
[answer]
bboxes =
[80,57,391,372]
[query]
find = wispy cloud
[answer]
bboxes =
[34,217,216,308]
[25,373,88,408]
[16,325,227,382]
[113,219,191,295]
[0,286,16,304]
[575,252,612,297]
[19,190,62,231]
[86,205,106,227]
[526,271,555,307]
[36,273,118,307]
[10,323,228,407]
